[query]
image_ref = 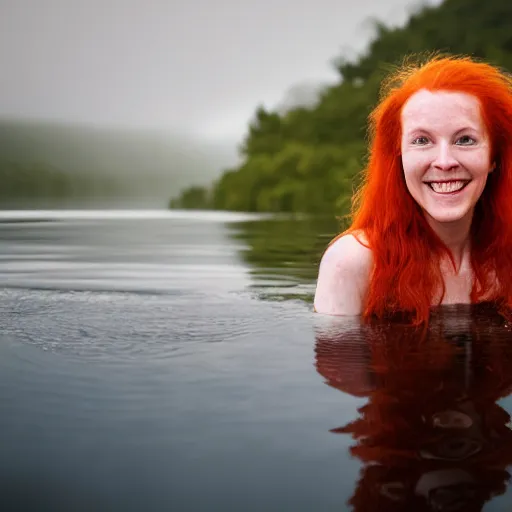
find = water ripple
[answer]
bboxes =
[0,288,302,363]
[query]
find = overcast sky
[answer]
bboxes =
[0,0,442,142]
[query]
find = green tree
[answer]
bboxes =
[170,0,512,215]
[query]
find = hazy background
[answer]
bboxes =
[0,0,442,208]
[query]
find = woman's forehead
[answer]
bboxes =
[401,89,485,132]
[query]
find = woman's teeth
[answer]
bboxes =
[427,181,468,193]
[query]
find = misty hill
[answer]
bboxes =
[170,0,512,213]
[0,119,237,208]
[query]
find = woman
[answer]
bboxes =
[314,55,512,324]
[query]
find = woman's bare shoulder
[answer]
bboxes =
[313,232,373,316]
[320,232,373,273]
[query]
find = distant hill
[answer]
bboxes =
[0,119,237,208]
[170,0,512,213]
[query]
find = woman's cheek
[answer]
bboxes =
[402,152,429,176]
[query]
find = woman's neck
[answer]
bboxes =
[426,213,472,273]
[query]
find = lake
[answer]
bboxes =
[1,209,511,511]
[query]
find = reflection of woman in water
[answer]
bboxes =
[315,304,512,511]
[314,56,512,324]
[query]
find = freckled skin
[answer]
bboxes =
[401,90,493,231]
[314,234,373,315]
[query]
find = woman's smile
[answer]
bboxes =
[424,180,471,194]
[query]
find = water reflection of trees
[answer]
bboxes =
[228,215,341,302]
[315,303,512,511]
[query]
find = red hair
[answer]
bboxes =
[335,55,512,324]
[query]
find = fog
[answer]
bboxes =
[0,0,442,206]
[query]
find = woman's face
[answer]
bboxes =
[400,89,493,229]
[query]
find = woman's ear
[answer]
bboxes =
[490,162,496,172]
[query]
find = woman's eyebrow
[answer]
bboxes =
[404,125,480,135]
[403,127,432,136]
[453,125,480,135]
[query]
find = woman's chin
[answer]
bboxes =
[423,207,474,227]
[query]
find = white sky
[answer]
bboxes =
[0,0,442,142]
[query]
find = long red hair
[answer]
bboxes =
[335,55,512,324]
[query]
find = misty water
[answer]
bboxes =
[1,210,512,511]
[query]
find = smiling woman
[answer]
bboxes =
[401,90,493,229]
[314,55,512,324]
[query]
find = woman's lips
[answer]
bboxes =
[424,180,471,194]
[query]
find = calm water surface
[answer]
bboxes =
[0,210,511,511]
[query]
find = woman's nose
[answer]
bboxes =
[433,142,459,171]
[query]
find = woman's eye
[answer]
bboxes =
[412,136,429,145]
[456,135,476,145]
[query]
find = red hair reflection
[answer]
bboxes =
[315,304,512,511]
[333,56,512,324]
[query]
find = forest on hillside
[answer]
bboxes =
[0,121,235,208]
[170,0,512,214]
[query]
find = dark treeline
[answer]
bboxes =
[170,0,512,214]
[0,120,235,208]
[0,161,119,207]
